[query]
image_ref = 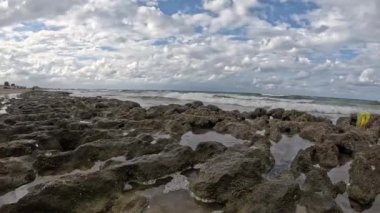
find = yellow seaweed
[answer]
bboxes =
[357,112,371,128]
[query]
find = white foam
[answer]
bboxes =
[67,90,380,121]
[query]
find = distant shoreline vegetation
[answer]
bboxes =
[2,81,27,89]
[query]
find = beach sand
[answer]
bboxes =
[0,88,30,95]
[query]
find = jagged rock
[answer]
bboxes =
[190,148,273,203]
[193,141,227,163]
[224,171,301,213]
[299,122,338,142]
[314,143,340,168]
[348,145,380,206]
[291,147,316,173]
[0,157,36,194]
[267,108,285,119]
[214,121,257,140]
[0,139,38,158]
[107,145,195,182]
[0,172,123,213]
[185,101,204,108]
[303,168,338,197]
[298,191,343,213]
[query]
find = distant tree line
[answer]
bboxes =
[3,81,27,89]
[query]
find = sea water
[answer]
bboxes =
[62,89,380,122]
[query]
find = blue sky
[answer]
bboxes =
[0,0,379,100]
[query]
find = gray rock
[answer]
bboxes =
[224,171,301,213]
[190,148,273,203]
[0,157,36,194]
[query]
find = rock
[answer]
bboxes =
[107,145,195,183]
[266,120,303,142]
[51,129,83,151]
[185,115,217,129]
[281,110,328,122]
[1,172,123,213]
[224,171,301,213]
[206,104,221,112]
[190,148,273,203]
[314,143,339,168]
[0,157,36,194]
[164,119,192,135]
[1,90,377,212]
[291,147,316,173]
[214,121,257,140]
[34,137,170,175]
[246,108,267,119]
[136,134,154,143]
[0,140,38,158]
[14,132,62,151]
[267,108,285,119]
[298,191,343,213]
[110,193,148,213]
[194,141,227,163]
[299,122,339,142]
[303,168,338,198]
[334,181,346,194]
[122,108,146,120]
[96,119,125,129]
[146,105,188,119]
[348,145,380,206]
[185,101,204,108]
[248,134,271,153]
[267,124,282,142]
[324,130,376,153]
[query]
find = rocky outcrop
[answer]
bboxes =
[224,172,301,213]
[348,145,380,207]
[189,148,273,203]
[0,157,36,194]
[0,91,379,212]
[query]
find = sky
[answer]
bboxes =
[0,0,379,100]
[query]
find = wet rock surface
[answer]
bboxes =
[0,91,379,212]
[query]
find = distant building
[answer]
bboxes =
[3,81,10,89]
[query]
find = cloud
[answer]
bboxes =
[0,0,88,27]
[0,0,380,100]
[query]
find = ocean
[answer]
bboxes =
[61,89,380,122]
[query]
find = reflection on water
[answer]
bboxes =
[180,130,246,150]
[328,161,352,184]
[0,93,20,114]
[140,173,221,213]
[269,135,313,177]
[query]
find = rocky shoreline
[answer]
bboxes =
[0,91,379,213]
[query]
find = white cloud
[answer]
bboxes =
[0,0,379,99]
[359,69,375,83]
[0,0,88,27]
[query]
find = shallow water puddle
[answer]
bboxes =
[180,130,246,150]
[140,173,221,213]
[0,161,104,207]
[328,161,352,184]
[0,94,20,114]
[269,134,313,176]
